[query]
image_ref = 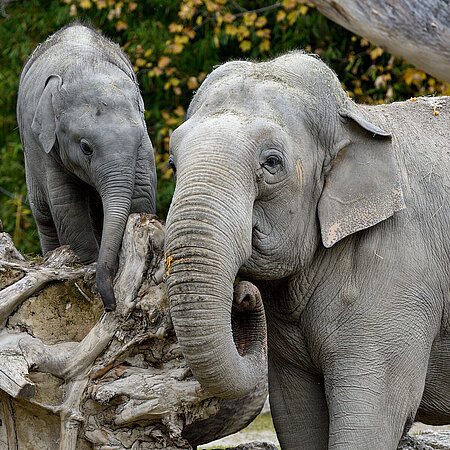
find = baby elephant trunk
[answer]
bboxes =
[95,165,135,311]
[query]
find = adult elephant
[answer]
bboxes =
[164,52,449,449]
[17,23,156,311]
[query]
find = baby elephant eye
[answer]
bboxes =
[80,139,93,156]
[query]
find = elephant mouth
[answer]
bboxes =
[232,281,266,357]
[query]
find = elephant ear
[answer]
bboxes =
[317,109,406,248]
[31,75,62,154]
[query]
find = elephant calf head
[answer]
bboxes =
[18,24,156,311]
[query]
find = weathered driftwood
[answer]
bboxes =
[311,0,450,82]
[0,214,268,449]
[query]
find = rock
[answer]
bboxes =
[398,430,450,449]
[224,442,279,450]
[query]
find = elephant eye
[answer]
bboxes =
[262,152,282,175]
[80,139,93,156]
[168,155,176,173]
[265,156,281,168]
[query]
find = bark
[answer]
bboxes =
[0,214,268,450]
[310,0,450,82]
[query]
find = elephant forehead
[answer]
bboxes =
[173,113,289,154]
[193,76,309,129]
[62,73,137,108]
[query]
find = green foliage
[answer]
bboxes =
[0,0,448,254]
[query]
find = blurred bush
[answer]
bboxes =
[1,0,448,254]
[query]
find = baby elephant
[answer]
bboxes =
[17,23,156,311]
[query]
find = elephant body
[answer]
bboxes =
[17,23,156,310]
[164,52,449,449]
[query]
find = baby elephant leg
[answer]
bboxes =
[30,196,60,255]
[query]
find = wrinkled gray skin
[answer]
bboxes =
[17,23,156,311]
[164,52,449,449]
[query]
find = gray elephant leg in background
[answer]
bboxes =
[30,195,60,255]
[88,190,104,246]
[130,134,156,214]
[48,174,99,264]
[269,358,329,449]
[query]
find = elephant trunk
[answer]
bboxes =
[165,190,267,399]
[95,160,135,311]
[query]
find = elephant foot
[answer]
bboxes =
[232,281,267,357]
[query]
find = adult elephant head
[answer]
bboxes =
[164,52,404,398]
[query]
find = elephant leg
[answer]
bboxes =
[324,347,429,449]
[30,196,60,255]
[130,134,156,214]
[269,356,329,449]
[88,190,103,246]
[48,178,99,264]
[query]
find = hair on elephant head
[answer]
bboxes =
[164,51,450,448]
[18,23,157,311]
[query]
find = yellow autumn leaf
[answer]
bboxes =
[184,28,196,39]
[116,20,128,31]
[79,0,92,9]
[403,68,426,85]
[223,13,236,23]
[158,56,171,69]
[162,168,173,180]
[287,10,300,25]
[240,40,251,52]
[205,0,217,12]
[369,47,383,60]
[144,48,153,58]
[128,2,137,11]
[169,43,184,54]
[243,13,257,27]
[259,39,270,52]
[225,24,238,36]
[174,35,189,44]
[276,10,286,22]
[299,5,308,15]
[169,23,184,33]
[174,106,185,117]
[187,77,199,90]
[95,0,106,9]
[256,28,270,39]
[255,16,267,28]
[135,58,146,67]
[237,25,250,40]
[282,0,296,10]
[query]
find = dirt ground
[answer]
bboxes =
[199,416,450,449]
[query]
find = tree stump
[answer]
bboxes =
[0,214,268,450]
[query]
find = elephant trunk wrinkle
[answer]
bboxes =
[166,229,266,399]
[95,176,135,311]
